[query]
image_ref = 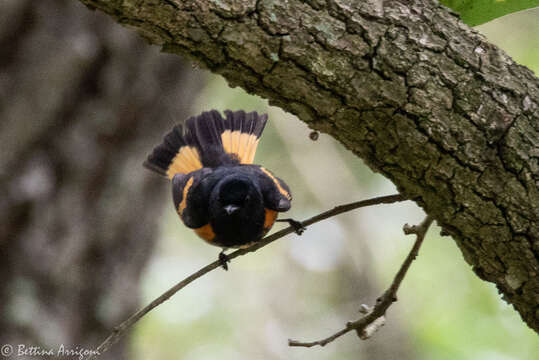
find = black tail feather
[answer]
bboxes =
[190,110,230,167]
[144,124,186,176]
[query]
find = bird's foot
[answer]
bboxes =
[218,250,230,271]
[276,218,306,235]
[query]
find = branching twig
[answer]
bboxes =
[288,215,434,348]
[87,193,405,359]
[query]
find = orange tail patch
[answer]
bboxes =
[166,147,202,179]
[221,110,267,164]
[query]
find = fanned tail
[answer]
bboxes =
[144,110,268,179]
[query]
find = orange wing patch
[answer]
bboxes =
[260,167,291,200]
[166,146,203,179]
[221,130,260,164]
[177,176,194,215]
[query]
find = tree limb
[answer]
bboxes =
[78,0,539,331]
[289,215,434,348]
[87,194,406,359]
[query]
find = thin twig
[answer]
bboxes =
[87,193,406,359]
[288,215,434,348]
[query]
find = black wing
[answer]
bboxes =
[255,166,292,212]
[172,168,213,228]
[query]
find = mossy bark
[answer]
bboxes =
[78,0,538,331]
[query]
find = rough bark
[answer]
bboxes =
[76,0,539,331]
[0,0,201,357]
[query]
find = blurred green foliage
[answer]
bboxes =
[132,7,539,360]
[440,0,539,26]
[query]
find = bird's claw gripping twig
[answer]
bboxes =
[218,251,230,271]
[277,218,306,235]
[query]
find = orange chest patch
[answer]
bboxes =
[263,208,278,233]
[194,223,216,243]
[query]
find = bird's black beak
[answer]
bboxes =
[224,205,240,215]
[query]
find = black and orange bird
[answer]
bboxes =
[144,110,299,269]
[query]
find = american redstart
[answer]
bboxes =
[144,110,297,268]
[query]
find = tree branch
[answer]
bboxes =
[87,193,406,359]
[78,0,539,331]
[289,215,434,348]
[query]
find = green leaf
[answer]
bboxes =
[440,0,539,26]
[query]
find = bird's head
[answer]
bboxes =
[211,175,261,217]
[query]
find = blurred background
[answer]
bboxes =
[1,1,537,359]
